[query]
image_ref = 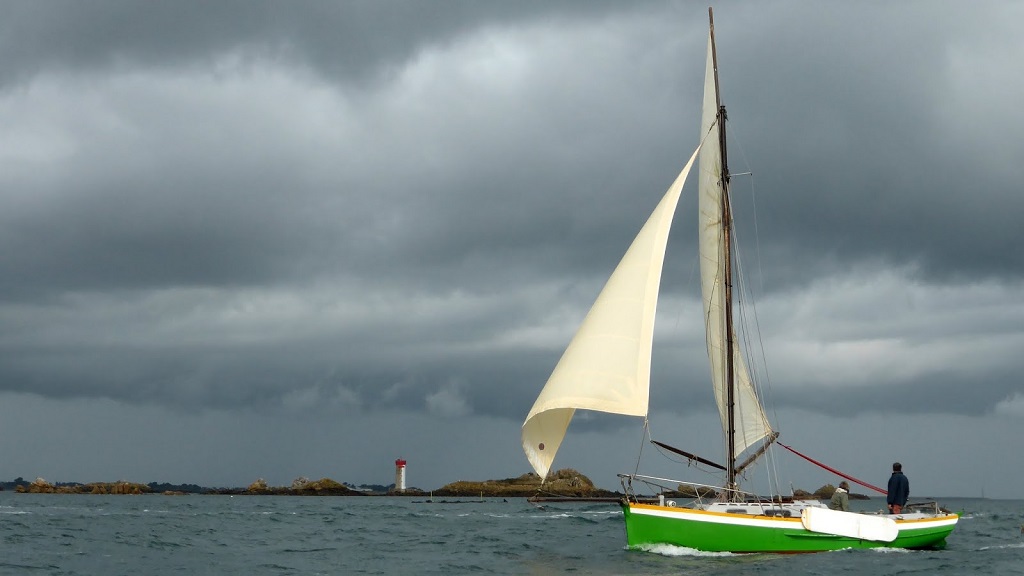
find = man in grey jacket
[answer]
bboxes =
[829,481,850,511]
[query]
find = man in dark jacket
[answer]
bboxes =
[887,462,909,514]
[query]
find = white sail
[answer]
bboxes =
[522,146,701,480]
[697,32,774,456]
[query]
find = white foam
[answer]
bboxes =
[632,543,736,557]
[868,546,910,554]
[979,542,1024,551]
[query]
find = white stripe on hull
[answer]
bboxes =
[630,506,796,529]
[629,505,958,535]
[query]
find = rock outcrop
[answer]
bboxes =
[220,477,361,496]
[16,478,151,494]
[432,469,619,498]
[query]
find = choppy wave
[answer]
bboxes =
[979,542,1024,551]
[0,494,1019,575]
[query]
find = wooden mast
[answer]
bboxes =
[708,6,737,498]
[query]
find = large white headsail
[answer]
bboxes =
[698,32,774,456]
[522,146,701,480]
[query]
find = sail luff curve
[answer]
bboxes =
[521,146,702,480]
[698,32,774,457]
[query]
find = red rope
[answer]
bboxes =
[778,442,888,495]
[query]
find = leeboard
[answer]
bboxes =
[801,507,898,542]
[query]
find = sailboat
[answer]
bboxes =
[521,8,958,553]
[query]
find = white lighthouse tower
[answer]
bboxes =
[394,458,407,492]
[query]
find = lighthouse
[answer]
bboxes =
[394,459,407,492]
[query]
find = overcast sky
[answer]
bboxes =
[1,0,1022,499]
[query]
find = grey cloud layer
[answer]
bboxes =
[1,0,1022,428]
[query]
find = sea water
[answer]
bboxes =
[1,493,1021,575]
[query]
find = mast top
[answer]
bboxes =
[708,8,722,113]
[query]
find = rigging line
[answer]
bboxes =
[725,138,770,417]
[725,121,779,493]
[727,198,786,496]
[725,118,753,185]
[728,187,778,426]
[724,198,758,472]
[701,116,721,147]
[749,173,765,296]
[723,113,764,295]
[733,262,777,494]
[633,417,650,478]
[778,442,888,495]
[734,237,783,494]
[728,199,764,406]
[739,240,781,434]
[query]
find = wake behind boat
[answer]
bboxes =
[521,7,957,553]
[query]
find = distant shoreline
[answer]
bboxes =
[1,472,875,500]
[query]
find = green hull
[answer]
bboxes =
[621,503,958,553]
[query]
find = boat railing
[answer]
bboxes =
[903,501,949,515]
[619,473,766,507]
[618,473,826,509]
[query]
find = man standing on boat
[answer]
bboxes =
[887,462,909,514]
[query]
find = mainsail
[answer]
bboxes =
[697,32,774,458]
[521,147,701,480]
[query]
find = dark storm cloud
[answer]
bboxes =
[0,1,462,83]
[2,0,684,302]
[711,2,1024,288]
[0,0,1022,451]
[0,0,656,86]
[774,367,1022,418]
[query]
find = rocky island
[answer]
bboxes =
[4,473,868,501]
[15,477,152,495]
[430,469,619,499]
[223,477,362,496]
